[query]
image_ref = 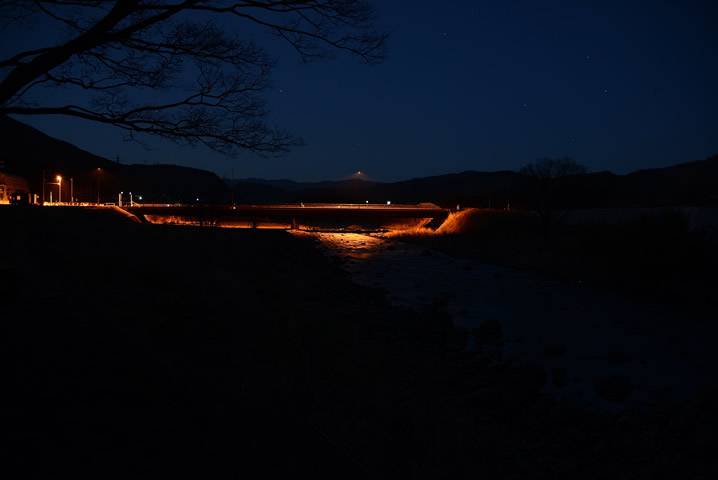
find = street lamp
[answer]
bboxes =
[56,176,62,204]
[97,168,100,204]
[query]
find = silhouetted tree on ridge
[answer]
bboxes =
[0,1,387,157]
[520,156,587,241]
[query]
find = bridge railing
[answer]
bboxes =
[129,203,444,210]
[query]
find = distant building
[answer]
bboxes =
[0,172,30,204]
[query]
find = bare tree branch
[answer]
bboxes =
[0,0,387,156]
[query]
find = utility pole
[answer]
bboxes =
[231,167,234,205]
[70,177,73,204]
[42,170,45,204]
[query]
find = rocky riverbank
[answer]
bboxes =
[301,231,717,410]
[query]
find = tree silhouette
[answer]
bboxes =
[520,156,587,240]
[0,1,387,156]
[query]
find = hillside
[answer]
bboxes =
[0,115,229,203]
[2,115,716,207]
[230,158,718,208]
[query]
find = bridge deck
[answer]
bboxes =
[124,203,449,219]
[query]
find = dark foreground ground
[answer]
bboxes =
[2,206,716,478]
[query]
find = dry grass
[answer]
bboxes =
[433,209,469,234]
[387,208,533,239]
[145,214,197,225]
[436,208,486,234]
[385,209,480,239]
[144,214,292,229]
[389,207,717,307]
[385,225,434,238]
[381,217,432,231]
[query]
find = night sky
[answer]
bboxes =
[4,1,717,182]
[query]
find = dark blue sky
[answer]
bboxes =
[6,1,718,182]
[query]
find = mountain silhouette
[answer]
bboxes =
[1,115,229,203]
[2,115,716,207]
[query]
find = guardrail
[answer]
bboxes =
[128,203,444,210]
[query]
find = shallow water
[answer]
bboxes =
[301,231,716,411]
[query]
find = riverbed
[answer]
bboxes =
[298,231,716,411]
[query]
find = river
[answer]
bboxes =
[297,230,716,411]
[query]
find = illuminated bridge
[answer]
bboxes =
[121,203,450,228]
